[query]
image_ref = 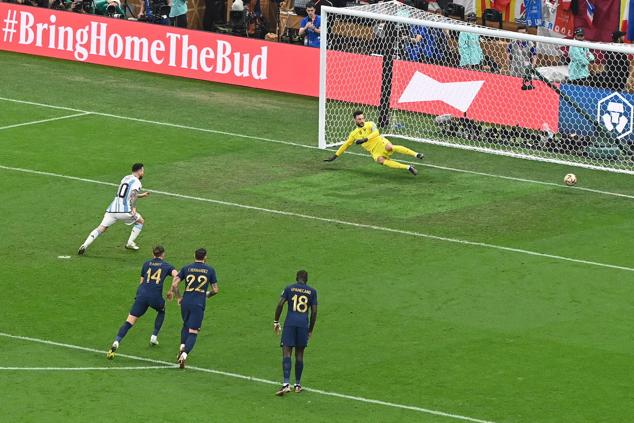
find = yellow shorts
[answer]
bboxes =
[370,140,393,161]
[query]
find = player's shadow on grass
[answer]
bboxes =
[322,166,419,181]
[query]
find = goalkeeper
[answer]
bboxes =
[324,111,424,176]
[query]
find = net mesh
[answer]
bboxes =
[320,1,634,173]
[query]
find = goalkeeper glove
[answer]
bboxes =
[355,138,368,145]
[323,155,338,162]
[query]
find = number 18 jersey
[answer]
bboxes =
[282,283,318,328]
[106,174,142,213]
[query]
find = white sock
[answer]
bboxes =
[127,223,143,245]
[83,229,101,247]
[180,343,186,351]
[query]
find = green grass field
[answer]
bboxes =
[2,50,634,423]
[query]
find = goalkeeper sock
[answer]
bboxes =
[83,229,101,247]
[283,357,292,385]
[127,223,143,244]
[392,145,417,157]
[382,159,409,170]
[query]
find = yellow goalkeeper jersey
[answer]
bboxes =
[335,121,385,157]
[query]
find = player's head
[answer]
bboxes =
[306,1,315,17]
[296,270,308,284]
[195,248,207,262]
[153,245,165,258]
[131,163,144,179]
[353,110,365,127]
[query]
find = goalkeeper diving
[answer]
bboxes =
[324,111,424,176]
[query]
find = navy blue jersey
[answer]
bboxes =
[137,258,176,296]
[179,262,217,308]
[282,283,317,328]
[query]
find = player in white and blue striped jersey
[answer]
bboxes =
[78,163,150,255]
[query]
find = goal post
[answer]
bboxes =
[318,1,634,174]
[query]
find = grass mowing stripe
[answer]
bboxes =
[1,163,634,273]
[1,96,633,201]
[0,332,496,423]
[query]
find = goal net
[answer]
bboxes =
[318,1,634,174]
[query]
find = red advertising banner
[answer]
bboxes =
[327,51,560,131]
[0,3,320,96]
[1,4,559,130]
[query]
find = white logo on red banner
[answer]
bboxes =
[398,71,484,113]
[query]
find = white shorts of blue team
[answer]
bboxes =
[99,212,143,227]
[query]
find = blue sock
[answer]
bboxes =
[184,333,198,353]
[153,310,165,336]
[180,326,189,345]
[295,360,304,385]
[282,357,291,385]
[116,321,133,342]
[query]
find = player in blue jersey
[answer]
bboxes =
[273,270,318,395]
[170,248,219,369]
[78,163,150,255]
[106,245,179,359]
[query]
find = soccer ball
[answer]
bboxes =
[564,173,577,186]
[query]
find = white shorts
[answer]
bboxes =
[99,212,142,228]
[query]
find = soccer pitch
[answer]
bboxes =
[2,50,634,422]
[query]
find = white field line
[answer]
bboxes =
[0,112,91,131]
[0,96,633,201]
[0,332,495,423]
[1,163,633,273]
[0,366,175,371]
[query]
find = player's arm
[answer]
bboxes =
[366,122,380,141]
[273,297,287,335]
[206,283,219,299]
[308,304,318,338]
[324,134,355,161]
[166,269,180,301]
[139,276,144,285]
[299,18,308,36]
[170,272,184,303]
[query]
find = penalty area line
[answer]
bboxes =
[0,331,496,423]
[0,112,91,131]
[0,96,633,201]
[1,163,634,273]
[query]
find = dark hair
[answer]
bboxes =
[132,163,144,172]
[353,110,364,118]
[296,270,308,283]
[306,1,315,8]
[195,248,207,260]
[612,31,625,42]
[153,245,165,257]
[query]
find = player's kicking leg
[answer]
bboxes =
[78,224,108,255]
